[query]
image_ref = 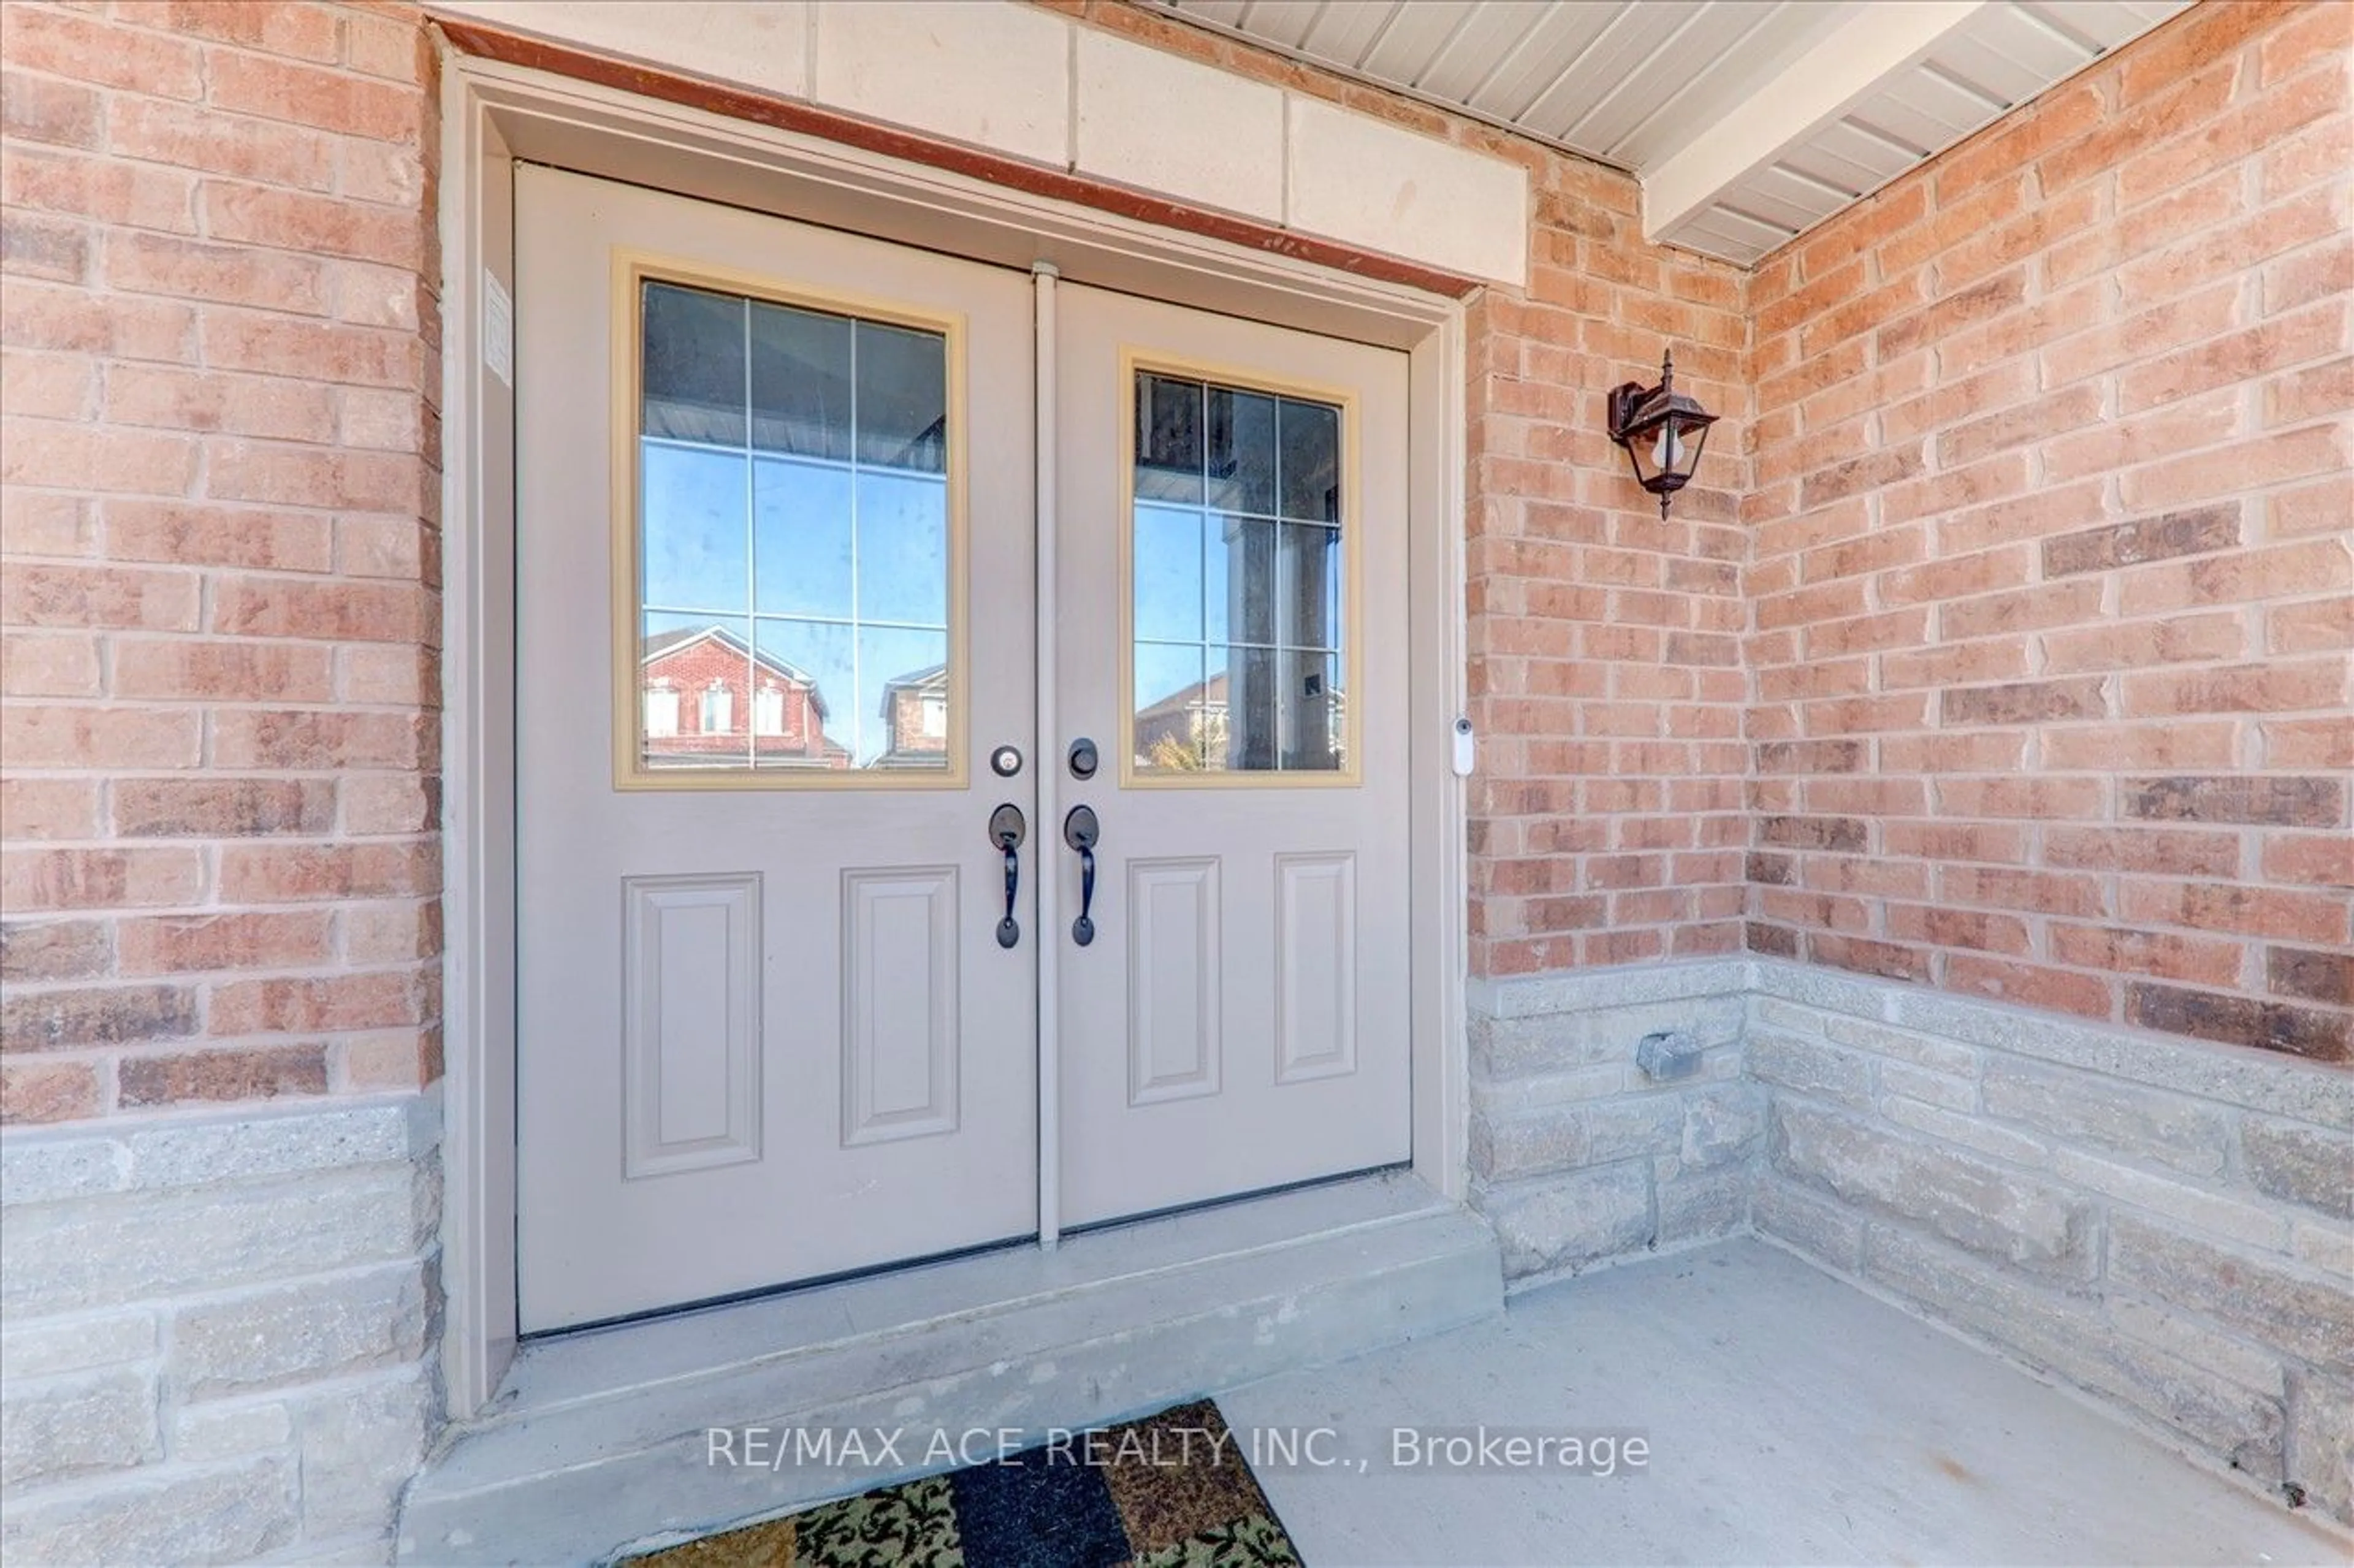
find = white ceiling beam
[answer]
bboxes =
[1641,0,1993,245]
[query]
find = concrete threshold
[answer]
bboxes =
[396,1170,1502,1564]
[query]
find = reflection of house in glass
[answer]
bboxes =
[1135,666,1346,773]
[874,663,950,768]
[639,625,850,769]
[1135,672,1228,772]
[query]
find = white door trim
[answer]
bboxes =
[436,45,1470,1417]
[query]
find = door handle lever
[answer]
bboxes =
[1063,805,1099,947]
[989,804,1026,948]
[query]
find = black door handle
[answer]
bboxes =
[1063,805,1099,947]
[989,804,1026,948]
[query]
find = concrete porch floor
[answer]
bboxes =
[1221,1239,2347,1567]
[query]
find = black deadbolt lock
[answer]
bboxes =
[1067,737,1099,780]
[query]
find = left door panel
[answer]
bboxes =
[515,167,1037,1331]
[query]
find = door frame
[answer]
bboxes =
[436,44,1472,1417]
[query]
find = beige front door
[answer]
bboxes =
[514,167,1039,1332]
[1052,285,1414,1227]
[514,170,1413,1331]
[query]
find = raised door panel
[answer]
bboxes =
[1127,857,1222,1105]
[623,872,763,1177]
[1273,852,1356,1085]
[842,868,960,1144]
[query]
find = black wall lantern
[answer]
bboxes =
[1607,348,1718,519]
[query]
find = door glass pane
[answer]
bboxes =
[749,301,851,459]
[638,612,753,772]
[752,457,850,619]
[1136,373,1204,504]
[859,627,950,769]
[1282,651,1344,772]
[1133,505,1204,644]
[642,444,749,613]
[1135,642,1208,771]
[1219,645,1279,772]
[633,277,953,777]
[750,619,852,770]
[1278,522,1339,652]
[1206,386,1276,516]
[853,321,948,473]
[853,473,948,627]
[1278,398,1339,523]
[1132,370,1346,777]
[1211,517,1276,647]
[642,283,745,446]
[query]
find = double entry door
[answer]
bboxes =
[515,167,1412,1332]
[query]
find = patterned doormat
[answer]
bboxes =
[628,1399,1300,1567]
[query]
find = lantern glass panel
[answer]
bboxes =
[1666,415,1710,485]
[1623,412,1682,490]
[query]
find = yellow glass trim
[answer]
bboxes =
[1117,348,1365,791]
[608,249,971,792]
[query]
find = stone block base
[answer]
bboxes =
[1468,958,1764,1283]
[1472,956,2353,1525]
[1,1094,442,1566]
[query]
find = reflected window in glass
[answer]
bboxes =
[633,279,951,777]
[1132,370,1346,777]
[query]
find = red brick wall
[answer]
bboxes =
[1461,175,1751,975]
[1065,2,1755,978]
[1,1,442,1121]
[1744,0,2353,1060]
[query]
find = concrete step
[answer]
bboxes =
[397,1171,1503,1564]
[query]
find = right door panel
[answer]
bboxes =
[1055,284,1413,1227]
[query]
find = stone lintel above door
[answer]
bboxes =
[425,0,1529,288]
